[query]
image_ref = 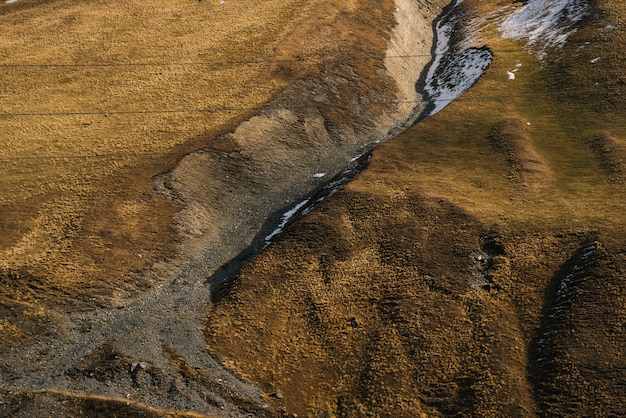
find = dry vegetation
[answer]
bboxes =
[205,0,626,416]
[1,0,334,299]
[0,0,325,339]
[1,0,388,414]
[2,0,626,415]
[0,388,213,418]
[1,0,434,415]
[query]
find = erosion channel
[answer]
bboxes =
[1,0,493,416]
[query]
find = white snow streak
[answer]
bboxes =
[422,0,493,117]
[263,198,311,246]
[426,49,492,115]
[499,0,591,59]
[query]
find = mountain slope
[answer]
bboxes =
[1,0,449,415]
[205,0,626,416]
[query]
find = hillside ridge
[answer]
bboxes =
[1,0,450,415]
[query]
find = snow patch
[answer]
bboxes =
[534,242,597,365]
[313,173,326,178]
[5,0,18,3]
[507,66,520,80]
[263,199,310,246]
[499,0,591,59]
[422,0,493,117]
[261,155,369,248]
[425,48,493,115]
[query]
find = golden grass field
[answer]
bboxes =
[0,0,325,312]
[1,0,417,414]
[2,0,626,416]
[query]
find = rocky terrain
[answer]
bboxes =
[2,0,626,416]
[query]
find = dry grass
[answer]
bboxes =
[205,0,626,416]
[1,1,408,415]
[3,0,626,415]
[587,132,624,184]
[379,0,626,229]
[486,117,550,187]
[0,0,329,346]
[1,0,308,203]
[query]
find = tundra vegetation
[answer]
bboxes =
[1,0,626,416]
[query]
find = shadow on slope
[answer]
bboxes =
[530,239,626,417]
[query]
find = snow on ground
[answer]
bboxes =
[499,0,591,59]
[263,198,311,246]
[535,243,597,361]
[422,0,493,117]
[262,155,368,248]
[507,63,522,80]
[424,48,493,116]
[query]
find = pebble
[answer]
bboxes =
[130,361,148,372]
